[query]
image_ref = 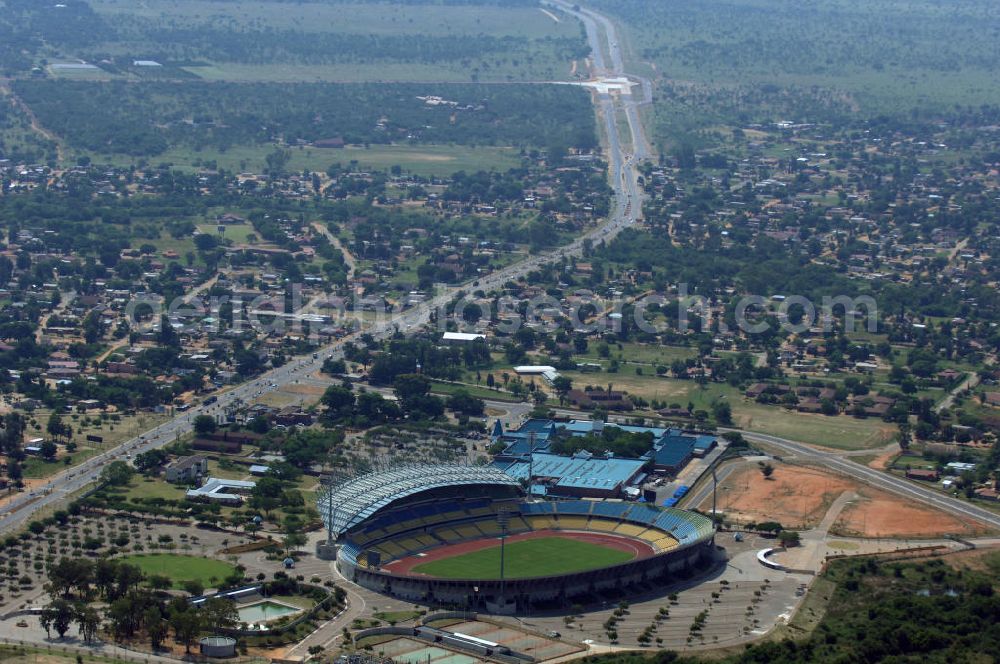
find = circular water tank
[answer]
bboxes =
[200,636,237,658]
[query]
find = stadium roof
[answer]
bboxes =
[496,453,645,492]
[318,463,520,537]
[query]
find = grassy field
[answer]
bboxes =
[592,0,1000,153]
[88,0,580,83]
[600,0,1000,115]
[119,553,236,588]
[196,223,257,244]
[14,409,171,479]
[123,477,188,502]
[579,342,699,367]
[92,0,577,39]
[22,447,100,480]
[557,371,896,450]
[429,380,522,403]
[411,536,635,579]
[79,143,523,177]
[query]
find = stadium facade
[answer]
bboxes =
[318,464,717,613]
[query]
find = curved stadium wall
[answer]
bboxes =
[320,465,716,610]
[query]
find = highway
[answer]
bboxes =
[0,2,649,534]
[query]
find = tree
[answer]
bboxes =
[249,476,284,515]
[721,431,747,448]
[134,448,168,474]
[711,401,732,425]
[47,558,94,599]
[145,606,169,650]
[42,599,75,638]
[182,579,205,597]
[321,357,347,375]
[393,373,431,403]
[82,311,103,344]
[113,563,144,601]
[194,233,219,252]
[99,460,133,487]
[47,412,69,440]
[321,385,355,416]
[147,574,172,590]
[284,531,307,555]
[40,440,58,461]
[193,414,217,436]
[552,375,573,405]
[169,608,203,653]
[76,604,101,643]
[778,530,801,547]
[447,390,485,417]
[759,462,774,479]
[201,597,239,633]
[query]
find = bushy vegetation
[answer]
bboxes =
[597,0,1000,114]
[0,0,583,79]
[550,427,655,459]
[14,81,597,156]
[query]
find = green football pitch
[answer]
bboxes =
[410,536,635,579]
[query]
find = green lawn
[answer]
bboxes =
[78,143,522,177]
[429,380,522,403]
[556,371,896,450]
[119,553,236,589]
[411,536,635,579]
[22,447,100,479]
[196,223,257,244]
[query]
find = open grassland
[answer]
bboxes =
[17,80,592,172]
[81,143,522,178]
[592,0,1000,150]
[557,372,896,450]
[91,0,579,40]
[87,0,583,83]
[411,536,634,579]
[119,553,236,589]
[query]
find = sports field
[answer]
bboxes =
[410,536,635,579]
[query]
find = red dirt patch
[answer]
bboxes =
[833,487,990,538]
[381,529,655,577]
[701,461,992,537]
[703,463,853,529]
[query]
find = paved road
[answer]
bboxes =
[735,430,1000,531]
[0,2,648,536]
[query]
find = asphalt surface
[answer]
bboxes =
[0,2,649,536]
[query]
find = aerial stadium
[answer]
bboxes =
[317,464,717,613]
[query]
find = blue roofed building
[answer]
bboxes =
[491,418,718,476]
[494,452,647,499]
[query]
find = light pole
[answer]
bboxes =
[711,467,718,519]
[497,509,511,610]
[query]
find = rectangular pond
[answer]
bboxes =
[237,600,301,623]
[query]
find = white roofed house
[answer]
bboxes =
[441,332,486,344]
[186,478,256,505]
[513,365,561,384]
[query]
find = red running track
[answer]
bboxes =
[381,529,656,577]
